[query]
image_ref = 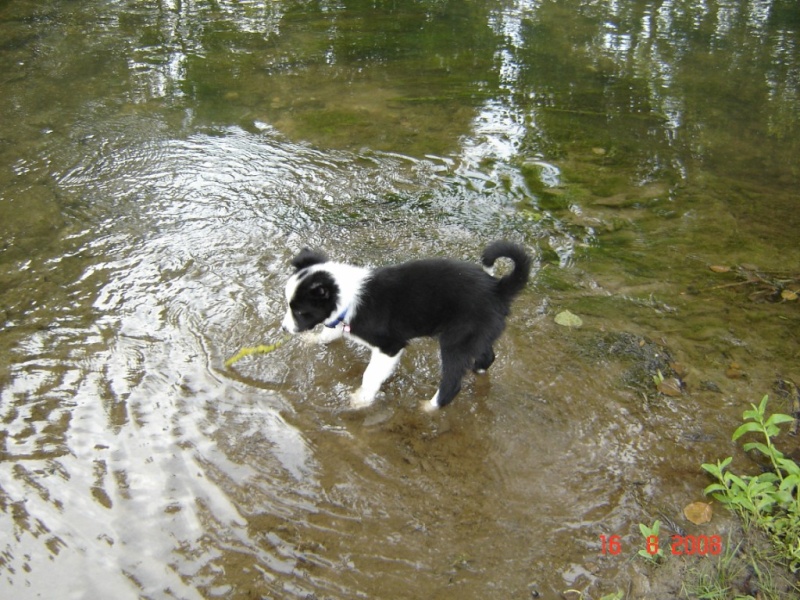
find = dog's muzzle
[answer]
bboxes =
[281,312,298,333]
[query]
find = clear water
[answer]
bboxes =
[1,0,798,597]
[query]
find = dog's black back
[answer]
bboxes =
[349,241,531,407]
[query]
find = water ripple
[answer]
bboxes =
[3,121,567,597]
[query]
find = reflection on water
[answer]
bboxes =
[1,0,799,598]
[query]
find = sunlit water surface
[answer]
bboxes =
[1,0,798,598]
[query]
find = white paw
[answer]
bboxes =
[318,327,344,344]
[350,388,376,409]
[421,392,440,413]
[300,329,339,346]
[299,332,321,346]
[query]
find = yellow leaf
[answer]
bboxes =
[781,289,798,301]
[225,336,289,367]
[554,310,583,328]
[683,501,713,525]
[709,265,731,273]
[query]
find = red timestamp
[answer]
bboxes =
[599,534,724,556]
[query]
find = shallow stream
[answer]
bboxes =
[1,1,799,598]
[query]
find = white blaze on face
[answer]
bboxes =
[280,262,368,334]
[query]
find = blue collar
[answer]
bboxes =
[325,308,349,329]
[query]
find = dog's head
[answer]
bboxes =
[281,249,340,333]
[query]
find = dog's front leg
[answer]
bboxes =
[350,348,402,408]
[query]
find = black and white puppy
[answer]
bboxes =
[281,241,531,411]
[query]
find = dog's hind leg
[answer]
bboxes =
[351,348,403,408]
[424,342,472,411]
[472,346,495,374]
[473,317,505,374]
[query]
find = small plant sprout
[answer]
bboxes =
[638,519,664,563]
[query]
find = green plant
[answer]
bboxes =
[652,369,665,387]
[701,395,800,572]
[682,538,747,600]
[637,519,664,563]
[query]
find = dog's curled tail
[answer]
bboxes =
[482,240,532,300]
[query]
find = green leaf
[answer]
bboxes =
[703,483,729,496]
[764,424,785,439]
[754,498,776,513]
[702,457,733,478]
[779,475,800,493]
[730,496,756,512]
[766,413,795,427]
[769,448,786,461]
[777,458,800,476]
[748,478,776,495]
[742,441,775,456]
[726,473,749,491]
[732,421,763,440]
[743,400,765,422]
[707,492,733,504]
[756,472,781,484]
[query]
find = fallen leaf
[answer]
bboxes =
[781,289,798,301]
[683,501,713,525]
[726,362,745,379]
[657,377,683,397]
[593,194,636,207]
[554,310,583,328]
[225,336,290,367]
[709,265,731,273]
[669,362,688,377]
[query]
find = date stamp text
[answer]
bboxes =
[599,534,723,557]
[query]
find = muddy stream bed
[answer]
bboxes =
[1,1,799,598]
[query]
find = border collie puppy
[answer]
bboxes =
[281,241,531,411]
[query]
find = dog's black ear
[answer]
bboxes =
[291,248,328,271]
